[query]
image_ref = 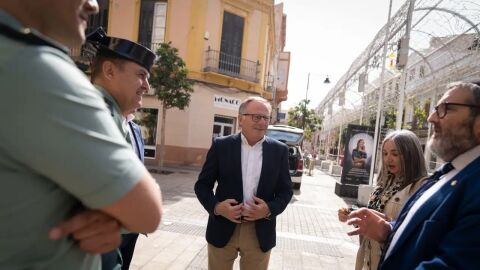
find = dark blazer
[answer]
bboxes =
[103,121,145,270]
[380,155,480,270]
[129,121,145,162]
[194,133,293,252]
[117,121,145,270]
[102,121,145,270]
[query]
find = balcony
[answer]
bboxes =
[264,74,274,91]
[203,47,260,83]
[69,45,91,72]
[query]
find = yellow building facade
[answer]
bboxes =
[75,0,290,167]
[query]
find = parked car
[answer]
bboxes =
[266,124,304,189]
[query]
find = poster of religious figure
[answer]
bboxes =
[340,124,375,185]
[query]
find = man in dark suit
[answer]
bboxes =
[118,120,145,269]
[86,28,153,270]
[195,96,293,270]
[347,81,480,269]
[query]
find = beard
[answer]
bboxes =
[428,116,477,161]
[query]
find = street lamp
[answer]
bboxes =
[303,72,330,130]
[305,72,330,102]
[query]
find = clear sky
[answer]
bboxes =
[275,0,405,110]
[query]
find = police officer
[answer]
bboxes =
[86,28,156,270]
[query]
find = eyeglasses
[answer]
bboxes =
[433,102,480,119]
[242,113,270,122]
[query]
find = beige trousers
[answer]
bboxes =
[208,222,271,270]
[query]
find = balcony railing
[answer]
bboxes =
[264,74,274,91]
[204,47,260,83]
[69,45,92,72]
[69,46,82,59]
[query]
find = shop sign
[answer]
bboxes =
[214,95,241,110]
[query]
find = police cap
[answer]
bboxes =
[86,27,155,71]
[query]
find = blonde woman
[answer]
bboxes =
[339,130,427,270]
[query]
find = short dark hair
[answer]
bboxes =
[90,50,126,80]
[468,80,480,107]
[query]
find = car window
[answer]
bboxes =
[266,130,303,145]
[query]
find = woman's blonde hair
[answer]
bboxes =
[377,130,427,187]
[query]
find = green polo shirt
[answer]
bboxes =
[95,85,127,138]
[0,10,146,270]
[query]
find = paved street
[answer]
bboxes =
[130,168,359,270]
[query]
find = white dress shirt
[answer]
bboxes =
[385,144,480,258]
[241,133,265,205]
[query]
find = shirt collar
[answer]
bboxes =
[94,84,123,113]
[125,113,135,122]
[450,144,480,172]
[240,133,265,148]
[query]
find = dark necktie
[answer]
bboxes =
[380,162,454,263]
[124,122,132,144]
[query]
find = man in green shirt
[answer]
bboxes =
[0,1,163,269]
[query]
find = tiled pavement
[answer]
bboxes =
[130,168,359,270]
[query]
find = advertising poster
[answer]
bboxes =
[340,124,375,185]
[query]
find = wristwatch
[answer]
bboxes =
[265,211,272,220]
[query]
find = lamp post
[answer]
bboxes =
[302,73,310,131]
[368,0,394,186]
[302,72,330,130]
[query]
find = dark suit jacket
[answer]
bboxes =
[102,121,145,270]
[128,121,145,162]
[380,155,480,269]
[194,133,293,252]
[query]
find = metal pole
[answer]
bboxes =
[325,123,331,159]
[336,109,344,164]
[395,0,416,130]
[306,72,310,101]
[360,90,365,125]
[271,73,277,124]
[369,0,394,186]
[302,72,310,130]
[424,90,437,170]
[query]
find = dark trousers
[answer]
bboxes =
[101,249,122,270]
[119,233,139,270]
[101,233,139,270]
